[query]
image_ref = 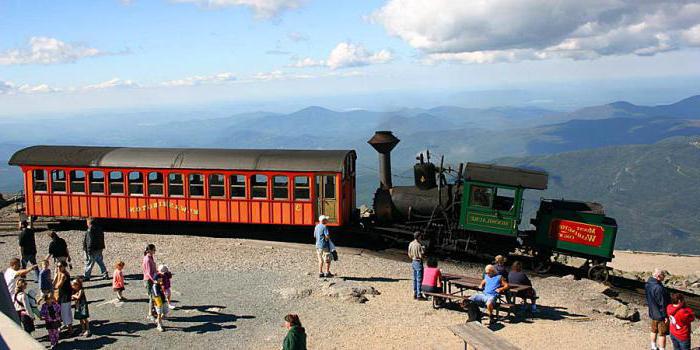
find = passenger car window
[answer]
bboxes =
[109,171,124,194]
[51,170,66,193]
[128,171,144,196]
[293,176,310,200]
[33,170,47,192]
[470,185,493,208]
[230,175,246,199]
[273,176,288,200]
[252,174,267,199]
[89,171,105,194]
[70,170,86,193]
[189,174,204,197]
[209,174,225,198]
[148,172,164,196]
[168,173,184,197]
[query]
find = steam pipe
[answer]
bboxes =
[368,131,400,190]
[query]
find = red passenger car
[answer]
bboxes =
[9,146,357,226]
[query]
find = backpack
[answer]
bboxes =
[465,301,482,323]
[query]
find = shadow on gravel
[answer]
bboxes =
[342,276,408,283]
[54,336,118,350]
[167,305,255,334]
[85,282,112,290]
[123,273,144,281]
[529,306,587,321]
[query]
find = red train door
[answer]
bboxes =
[315,174,337,223]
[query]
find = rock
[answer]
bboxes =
[320,281,380,303]
[277,287,313,300]
[304,272,312,276]
[562,274,576,280]
[614,304,640,321]
[205,307,222,313]
[264,245,274,250]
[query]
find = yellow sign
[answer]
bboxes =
[129,200,199,215]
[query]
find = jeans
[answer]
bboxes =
[20,253,39,281]
[411,260,423,297]
[84,249,107,279]
[670,334,691,350]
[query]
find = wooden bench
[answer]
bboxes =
[448,322,521,350]
[422,291,470,309]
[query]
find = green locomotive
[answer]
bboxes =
[368,131,618,281]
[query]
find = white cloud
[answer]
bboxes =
[372,0,700,63]
[83,78,139,90]
[0,37,108,65]
[288,31,308,42]
[0,80,61,95]
[252,70,314,81]
[161,72,237,86]
[172,0,303,19]
[290,42,393,70]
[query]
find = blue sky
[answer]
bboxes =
[1,0,700,116]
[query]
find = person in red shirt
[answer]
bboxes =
[666,293,695,350]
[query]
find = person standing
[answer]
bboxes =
[282,314,307,350]
[83,218,108,281]
[4,258,35,295]
[407,231,425,300]
[53,261,73,335]
[666,293,695,350]
[142,244,157,322]
[313,216,333,278]
[18,221,38,282]
[646,268,670,350]
[45,231,72,269]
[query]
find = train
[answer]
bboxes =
[8,130,618,280]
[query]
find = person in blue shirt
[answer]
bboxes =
[313,216,332,278]
[469,264,509,323]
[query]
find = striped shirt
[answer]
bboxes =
[408,240,424,261]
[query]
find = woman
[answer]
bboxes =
[282,314,306,350]
[507,261,537,313]
[53,261,73,335]
[667,293,695,350]
[142,244,157,321]
[420,257,442,294]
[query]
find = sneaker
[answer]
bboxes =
[319,273,324,278]
[147,315,156,322]
[101,273,109,280]
[157,324,164,332]
[83,331,91,337]
[324,272,334,278]
[168,304,176,310]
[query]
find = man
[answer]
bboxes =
[83,218,108,281]
[17,220,38,281]
[45,231,72,268]
[313,215,333,278]
[469,264,509,323]
[407,231,425,300]
[646,268,670,350]
[4,258,35,295]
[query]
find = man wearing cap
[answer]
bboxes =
[313,216,333,278]
[408,231,425,300]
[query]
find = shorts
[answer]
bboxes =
[153,296,169,315]
[60,302,73,326]
[421,285,441,293]
[316,248,331,264]
[470,293,496,306]
[650,319,669,336]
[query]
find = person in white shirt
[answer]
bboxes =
[4,258,35,295]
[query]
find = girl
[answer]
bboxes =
[72,279,91,337]
[494,255,508,279]
[13,279,38,334]
[40,294,62,349]
[282,314,307,350]
[158,264,175,309]
[53,261,73,335]
[142,244,157,322]
[113,261,126,301]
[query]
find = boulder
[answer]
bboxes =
[320,281,380,303]
[614,304,640,322]
[277,287,313,300]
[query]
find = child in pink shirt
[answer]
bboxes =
[113,261,125,301]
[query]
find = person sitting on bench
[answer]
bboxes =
[420,257,443,294]
[469,264,509,322]
[507,261,537,313]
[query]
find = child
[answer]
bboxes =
[71,279,91,337]
[667,293,696,350]
[40,294,62,349]
[113,261,126,301]
[38,259,53,297]
[151,274,169,332]
[158,264,175,309]
[13,279,38,334]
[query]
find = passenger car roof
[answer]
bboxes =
[465,162,548,190]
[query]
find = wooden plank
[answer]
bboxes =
[448,323,521,350]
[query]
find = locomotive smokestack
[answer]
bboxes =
[368,131,400,189]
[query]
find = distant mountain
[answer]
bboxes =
[565,95,700,120]
[495,136,700,254]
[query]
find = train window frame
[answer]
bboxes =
[32,169,48,193]
[109,171,124,195]
[168,173,184,197]
[51,170,66,193]
[208,174,225,198]
[128,171,144,196]
[251,174,268,199]
[69,170,87,194]
[469,185,493,208]
[293,176,310,201]
[188,173,205,198]
[230,174,246,199]
[89,171,105,194]
[272,175,289,200]
[494,187,516,212]
[148,172,164,196]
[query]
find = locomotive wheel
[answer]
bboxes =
[588,264,609,282]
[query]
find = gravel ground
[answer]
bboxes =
[1,210,698,349]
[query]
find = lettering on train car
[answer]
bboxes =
[129,201,200,215]
[550,219,604,247]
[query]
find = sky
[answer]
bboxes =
[1,0,700,116]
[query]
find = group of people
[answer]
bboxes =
[140,243,176,332]
[646,268,695,350]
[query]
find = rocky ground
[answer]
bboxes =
[1,204,699,349]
